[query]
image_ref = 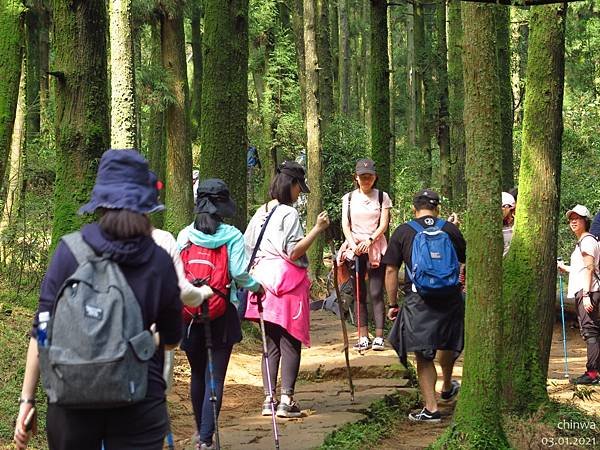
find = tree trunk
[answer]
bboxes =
[495,7,514,191]
[329,0,338,101]
[316,0,334,131]
[436,3,509,447]
[387,4,395,188]
[51,0,110,246]
[406,3,416,146]
[147,17,166,228]
[290,0,307,124]
[414,1,429,186]
[304,0,324,276]
[39,2,50,133]
[25,2,41,140]
[448,0,466,203]
[161,2,194,233]
[0,0,25,195]
[0,59,25,249]
[110,0,137,149]
[361,0,370,128]
[369,0,390,194]
[437,0,451,200]
[190,2,203,142]
[501,4,566,414]
[511,8,528,126]
[200,0,249,229]
[338,0,350,115]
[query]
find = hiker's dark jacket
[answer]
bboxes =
[32,222,183,399]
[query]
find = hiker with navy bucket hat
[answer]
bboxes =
[14,149,183,450]
[176,178,263,450]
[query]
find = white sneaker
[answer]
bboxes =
[353,336,370,351]
[371,337,385,351]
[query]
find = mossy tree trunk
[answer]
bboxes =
[501,4,566,414]
[110,0,137,149]
[0,0,25,195]
[495,7,513,191]
[369,0,390,194]
[25,1,42,140]
[414,1,430,186]
[304,0,324,277]
[199,0,249,229]
[39,2,50,133]
[448,0,465,203]
[436,0,451,200]
[329,0,338,98]
[51,0,110,247]
[435,3,509,448]
[316,0,334,132]
[190,0,203,143]
[406,3,416,146]
[161,2,194,233]
[338,0,350,116]
[387,5,395,188]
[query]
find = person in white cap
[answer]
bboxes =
[502,192,516,257]
[557,204,600,385]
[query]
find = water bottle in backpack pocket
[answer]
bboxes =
[38,232,156,408]
[407,219,460,300]
[180,243,230,324]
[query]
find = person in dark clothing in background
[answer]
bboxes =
[384,189,466,423]
[590,211,600,239]
[14,149,182,450]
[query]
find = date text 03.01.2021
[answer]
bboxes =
[541,437,596,447]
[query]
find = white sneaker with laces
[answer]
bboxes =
[371,337,385,351]
[353,336,370,351]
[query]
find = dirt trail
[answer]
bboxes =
[167,310,414,449]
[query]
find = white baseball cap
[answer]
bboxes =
[566,204,591,220]
[502,192,515,208]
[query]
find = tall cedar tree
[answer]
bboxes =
[110,0,137,148]
[436,3,509,448]
[495,7,514,190]
[190,0,203,142]
[51,0,110,246]
[161,2,194,233]
[25,1,43,138]
[501,4,566,414]
[369,0,390,194]
[436,0,451,200]
[0,0,25,195]
[414,1,429,186]
[338,0,350,115]
[199,0,249,229]
[447,0,466,202]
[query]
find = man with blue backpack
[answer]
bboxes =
[383,189,466,423]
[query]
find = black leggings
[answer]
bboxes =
[576,291,600,372]
[262,322,302,397]
[348,254,386,330]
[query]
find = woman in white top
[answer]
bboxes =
[339,159,392,351]
[557,204,600,385]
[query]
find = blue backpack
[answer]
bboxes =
[407,218,460,299]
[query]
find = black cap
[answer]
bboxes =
[413,189,440,207]
[195,178,237,218]
[278,161,310,193]
[356,158,377,175]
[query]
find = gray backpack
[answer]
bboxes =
[39,231,156,407]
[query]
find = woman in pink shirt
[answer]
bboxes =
[339,159,392,351]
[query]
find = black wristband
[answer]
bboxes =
[388,304,398,309]
[18,398,35,405]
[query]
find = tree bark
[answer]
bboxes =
[437,0,451,200]
[406,3,416,146]
[329,0,338,99]
[161,2,194,233]
[448,0,466,202]
[200,0,249,229]
[290,0,307,124]
[338,0,350,115]
[387,4,395,188]
[316,0,334,131]
[25,2,42,139]
[110,0,137,149]
[501,4,566,414]
[190,1,203,142]
[369,0,390,194]
[39,1,50,133]
[436,3,509,447]
[495,7,514,190]
[511,8,528,126]
[304,0,324,276]
[51,0,110,246]
[414,1,430,186]
[0,0,25,195]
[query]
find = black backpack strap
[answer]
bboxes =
[246,204,279,272]
[347,190,353,231]
[377,189,384,228]
[61,231,96,266]
[576,234,600,283]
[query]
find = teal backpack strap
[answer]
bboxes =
[61,231,96,266]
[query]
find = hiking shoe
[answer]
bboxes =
[440,380,460,401]
[276,401,303,418]
[572,372,600,385]
[371,337,385,351]
[353,336,370,351]
[408,407,441,422]
[199,443,214,450]
[261,398,279,416]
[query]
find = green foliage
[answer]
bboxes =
[321,117,368,240]
[319,390,419,450]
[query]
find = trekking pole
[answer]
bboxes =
[201,301,221,450]
[256,294,281,450]
[329,237,355,401]
[557,259,569,378]
[164,349,175,449]
[354,255,363,354]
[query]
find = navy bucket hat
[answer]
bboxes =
[195,178,237,218]
[78,149,165,215]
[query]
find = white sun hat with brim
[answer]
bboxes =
[565,204,591,220]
